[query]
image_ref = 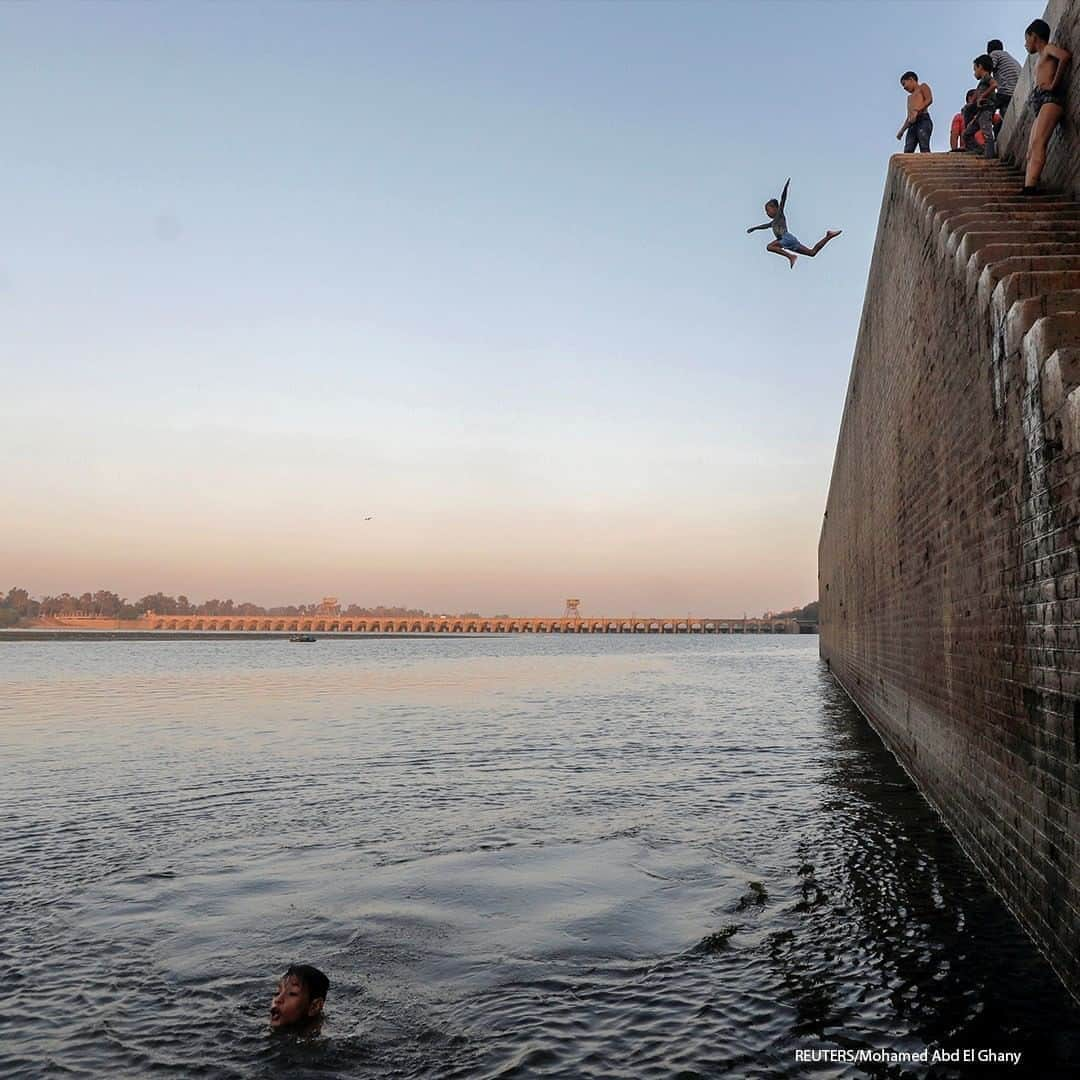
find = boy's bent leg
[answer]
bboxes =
[767,240,797,268]
[1025,103,1064,187]
[798,231,843,257]
[962,117,979,152]
[979,110,996,158]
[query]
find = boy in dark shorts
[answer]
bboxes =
[1021,18,1072,194]
[746,178,842,270]
[269,963,329,1033]
[964,55,998,158]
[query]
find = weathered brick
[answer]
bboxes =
[820,5,1080,999]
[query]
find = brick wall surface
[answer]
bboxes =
[820,2,1080,1000]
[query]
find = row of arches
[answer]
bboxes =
[146,617,798,635]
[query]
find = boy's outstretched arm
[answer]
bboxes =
[746,222,772,233]
[779,178,791,210]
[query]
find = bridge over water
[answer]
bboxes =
[142,614,803,634]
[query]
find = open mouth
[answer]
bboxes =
[269,1008,281,1025]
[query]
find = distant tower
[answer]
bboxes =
[317,596,341,615]
[564,598,582,619]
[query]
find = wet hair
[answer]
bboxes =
[765,198,779,212]
[1026,19,1050,42]
[284,963,329,1002]
[987,39,1004,53]
[900,70,918,84]
[974,54,993,73]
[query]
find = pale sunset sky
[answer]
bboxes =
[3,0,1035,615]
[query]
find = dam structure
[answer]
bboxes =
[820,1,1080,998]
[28,613,803,635]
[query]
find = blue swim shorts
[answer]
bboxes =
[779,232,801,251]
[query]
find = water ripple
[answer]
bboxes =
[0,636,1076,1077]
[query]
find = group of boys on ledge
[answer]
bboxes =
[896,16,1071,195]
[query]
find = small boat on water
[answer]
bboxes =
[289,634,317,643]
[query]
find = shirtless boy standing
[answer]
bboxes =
[746,179,842,270]
[897,71,934,152]
[1021,18,1072,194]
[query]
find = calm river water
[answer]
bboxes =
[1,635,1077,1078]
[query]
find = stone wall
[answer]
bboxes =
[819,2,1080,1000]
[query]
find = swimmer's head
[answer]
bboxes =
[1025,19,1050,50]
[269,964,329,1031]
[900,71,919,91]
[764,199,779,218]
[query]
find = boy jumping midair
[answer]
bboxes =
[746,179,841,269]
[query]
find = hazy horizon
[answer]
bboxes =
[3,0,1035,613]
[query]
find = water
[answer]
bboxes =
[1,635,1076,1078]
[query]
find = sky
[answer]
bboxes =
[1,0,1038,616]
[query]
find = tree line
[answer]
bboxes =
[775,601,819,623]
[0,587,430,626]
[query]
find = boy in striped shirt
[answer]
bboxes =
[986,38,1021,116]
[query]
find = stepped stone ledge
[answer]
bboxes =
[820,0,1080,1000]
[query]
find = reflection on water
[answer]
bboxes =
[1,636,1076,1078]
